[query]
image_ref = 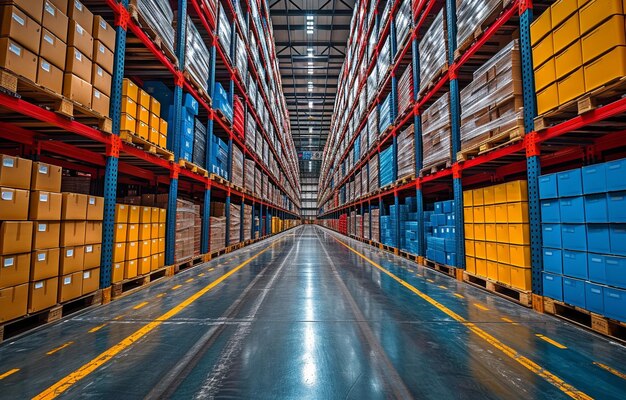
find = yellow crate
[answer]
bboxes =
[465,240,475,257]
[137,105,149,125]
[121,96,137,117]
[114,223,126,242]
[509,244,532,267]
[474,224,486,241]
[486,241,498,261]
[535,58,556,92]
[553,13,580,54]
[508,224,530,245]
[537,83,559,115]
[531,7,552,46]
[465,223,474,239]
[487,261,499,281]
[484,205,496,223]
[497,243,510,264]
[558,68,586,105]
[510,266,532,291]
[475,241,486,259]
[476,259,487,277]
[496,224,509,243]
[136,121,149,140]
[498,264,512,286]
[485,223,497,242]
[579,0,626,35]
[464,207,473,223]
[466,256,476,274]
[533,34,554,69]
[159,134,167,149]
[506,181,528,203]
[494,184,507,204]
[473,188,484,206]
[555,40,582,80]
[122,78,138,102]
[483,186,495,205]
[495,204,508,222]
[159,119,168,135]
[582,15,626,64]
[551,0,579,29]
[507,202,529,223]
[463,190,473,206]
[584,46,626,92]
[120,113,136,133]
[474,206,485,223]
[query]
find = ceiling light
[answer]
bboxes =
[307,15,314,20]
[308,61,313,65]
[308,47,314,52]
[306,29,314,35]
[308,81,313,85]
[309,127,313,133]
[307,21,314,26]
[309,101,313,108]
[308,88,313,92]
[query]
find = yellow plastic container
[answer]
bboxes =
[584,46,626,92]
[483,186,495,205]
[531,7,552,46]
[535,58,557,92]
[509,244,532,267]
[484,205,496,223]
[506,181,528,203]
[497,243,510,264]
[494,184,507,204]
[553,13,580,54]
[485,223,497,242]
[465,223,474,239]
[486,242,498,261]
[474,207,485,223]
[473,188,484,206]
[475,241,486,259]
[498,264,512,286]
[120,113,136,133]
[464,207,473,223]
[555,40,582,79]
[579,0,626,35]
[466,256,476,274]
[463,190,473,206]
[537,83,559,115]
[508,224,530,245]
[465,240,475,257]
[487,261,499,281]
[582,15,626,64]
[551,0,579,29]
[533,34,554,69]
[507,202,529,223]
[496,224,509,243]
[495,204,508,223]
[476,259,487,277]
[510,266,532,291]
[474,224,486,241]
[558,68,586,105]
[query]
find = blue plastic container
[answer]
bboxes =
[559,196,585,223]
[563,277,586,308]
[542,224,562,248]
[539,173,558,199]
[609,224,626,256]
[561,224,587,251]
[606,158,626,192]
[562,250,588,279]
[543,248,563,274]
[543,273,563,301]
[443,200,454,213]
[604,287,626,322]
[557,169,583,197]
[582,163,607,194]
[587,224,610,254]
[607,191,626,222]
[585,282,605,314]
[588,253,607,284]
[605,256,626,290]
[584,194,608,223]
[540,200,561,223]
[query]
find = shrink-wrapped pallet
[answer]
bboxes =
[378,36,391,84]
[379,93,393,134]
[231,144,244,188]
[398,64,414,116]
[254,167,262,196]
[419,11,447,93]
[395,0,412,48]
[217,3,232,63]
[210,202,226,251]
[184,17,210,93]
[361,166,368,195]
[379,145,394,187]
[229,203,241,245]
[133,0,175,57]
[175,199,196,263]
[245,159,255,191]
[355,170,362,199]
[244,203,252,240]
[192,118,207,168]
[194,204,201,256]
[397,124,416,180]
[422,92,452,171]
[367,108,379,149]
[364,211,370,239]
[369,154,379,192]
[457,0,503,50]
[371,208,380,242]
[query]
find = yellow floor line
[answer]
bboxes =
[133,302,149,310]
[156,293,166,298]
[33,239,281,400]
[209,268,215,271]
[46,342,74,356]
[334,237,591,400]
[501,317,518,326]
[438,285,447,290]
[171,284,182,290]
[593,362,626,380]
[88,324,107,333]
[536,334,567,349]
[474,303,489,311]
[426,278,435,283]
[185,278,194,283]
[453,293,465,299]
[198,273,205,277]
[113,315,125,321]
[0,369,19,380]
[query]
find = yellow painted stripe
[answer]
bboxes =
[198,273,205,277]
[46,342,74,356]
[536,334,567,349]
[113,315,124,321]
[156,293,166,298]
[426,278,435,283]
[171,284,183,290]
[0,369,19,380]
[185,278,194,283]
[454,293,465,299]
[334,238,591,400]
[438,285,447,290]
[209,268,215,271]
[593,362,626,380]
[133,302,149,310]
[501,317,518,326]
[33,240,279,400]
[88,324,106,333]
[474,303,489,311]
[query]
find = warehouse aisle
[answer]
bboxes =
[1,226,625,399]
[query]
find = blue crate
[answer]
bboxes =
[540,200,561,223]
[587,224,610,254]
[559,196,585,223]
[585,282,605,314]
[542,224,562,248]
[434,249,446,264]
[607,191,626,222]
[434,202,443,213]
[539,173,558,199]
[444,239,456,253]
[609,224,626,256]
[604,287,626,322]
[561,224,587,251]
[562,250,588,280]
[584,194,608,223]
[543,248,563,274]
[437,214,447,226]
[582,163,607,194]
[543,272,563,301]
[426,248,435,260]
[443,200,454,213]
[446,252,457,266]
[557,169,583,197]
[605,256,626,290]
[588,253,607,284]
[446,214,455,225]
[563,277,586,308]
[443,226,455,240]
[183,93,199,114]
[606,158,626,192]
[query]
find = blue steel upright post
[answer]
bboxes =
[390,15,400,248]
[412,13,425,258]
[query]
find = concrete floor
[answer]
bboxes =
[1,225,625,399]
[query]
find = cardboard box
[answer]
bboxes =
[537,83,559,115]
[93,40,113,74]
[127,223,138,242]
[61,192,88,220]
[582,15,626,65]
[42,1,67,42]
[93,16,115,52]
[137,105,149,124]
[91,88,110,117]
[0,5,41,54]
[29,191,61,220]
[60,221,86,247]
[58,271,82,302]
[28,277,58,313]
[138,256,150,275]
[63,73,92,107]
[150,238,158,255]
[138,89,150,109]
[32,221,60,250]
[158,237,165,253]
[59,246,84,275]
[81,267,99,294]
[113,242,125,263]
[114,204,128,223]
[124,259,137,279]
[159,119,168,135]
[47,0,67,14]
[36,57,63,94]
[112,261,123,283]
[0,155,31,189]
[0,187,29,220]
[83,243,100,268]
[138,240,150,258]
[510,266,532,291]
[159,134,167,149]
[32,162,62,192]
[122,78,138,102]
[113,223,126,243]
[158,252,164,268]
[0,252,29,289]
[84,221,101,244]
[86,195,103,220]
[67,0,93,33]
[0,37,37,81]
[30,248,59,280]
[128,205,140,223]
[125,241,138,261]
[92,64,111,97]
[148,127,159,144]
[558,68,585,105]
[120,113,136,133]
[0,283,28,322]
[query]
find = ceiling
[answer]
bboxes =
[269,0,355,177]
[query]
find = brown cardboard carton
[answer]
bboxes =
[86,195,103,220]
[0,37,37,81]
[42,1,67,42]
[81,267,99,294]
[31,162,62,192]
[65,48,91,83]
[93,16,115,52]
[139,223,151,241]
[0,0,44,22]
[92,64,111,96]
[67,20,92,58]
[0,283,28,322]
[59,246,84,275]
[151,253,159,271]
[67,0,92,33]
[111,261,123,283]
[36,57,63,94]
[127,223,138,242]
[83,243,100,268]
[32,221,60,250]
[61,192,87,219]
[91,88,110,117]
[128,205,140,223]
[29,191,62,220]
[124,259,137,279]
[0,252,29,289]
[0,155,31,189]
[63,73,92,108]
[138,256,150,275]
[125,241,138,260]
[0,5,40,54]
[58,271,82,302]
[112,242,125,263]
[47,0,67,14]
[84,221,101,244]
[30,248,60,281]
[0,221,32,255]
[0,187,29,220]
[113,223,126,243]
[138,240,150,258]
[114,204,128,223]
[60,220,86,247]
[28,277,58,313]
[93,40,113,74]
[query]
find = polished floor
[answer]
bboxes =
[1,225,626,399]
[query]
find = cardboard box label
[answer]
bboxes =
[83,271,90,279]
[43,33,54,45]
[94,89,101,99]
[37,252,46,261]
[38,223,46,232]
[44,2,55,16]
[9,43,21,56]
[41,60,51,72]
[89,196,95,205]
[74,49,82,62]
[85,245,92,253]
[38,164,48,174]
[4,257,13,267]
[39,193,48,202]
[2,191,13,201]
[99,19,106,30]
[12,12,25,26]
[64,276,71,285]
[2,158,13,167]
[35,282,44,289]
[66,249,73,257]
[74,0,83,11]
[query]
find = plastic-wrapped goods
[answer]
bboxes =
[214,82,233,122]
[379,145,395,187]
[233,96,245,138]
[254,167,262,196]
[234,0,247,47]
[231,144,244,188]
[175,199,196,263]
[218,3,232,63]
[361,166,368,195]
[457,0,502,49]
[184,17,210,94]
[209,132,229,178]
[379,0,392,38]
[367,108,379,149]
[245,159,255,191]
[244,204,252,240]
[246,112,256,150]
[194,204,201,256]
[378,36,391,84]
[133,0,175,58]
[355,171,362,199]
[369,154,379,192]
[364,212,370,239]
[192,118,207,168]
[397,124,416,180]
[460,40,523,149]
[398,64,414,116]
[422,92,452,171]
[379,93,393,134]
[371,208,380,242]
[395,0,412,48]
[229,203,241,245]
[367,67,378,104]
[419,10,447,93]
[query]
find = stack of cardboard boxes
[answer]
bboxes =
[0,155,103,323]
[111,203,166,283]
[0,0,115,116]
[120,78,168,149]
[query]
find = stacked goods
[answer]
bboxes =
[460,41,523,149]
[254,167,262,196]
[120,79,168,149]
[229,203,241,245]
[456,0,503,48]
[245,112,256,150]
[174,199,195,263]
[217,3,231,63]
[339,214,347,235]
[371,208,380,242]
[244,159,255,191]
[381,205,408,248]
[401,197,419,253]
[179,94,199,162]
[419,10,447,93]
[361,167,368,195]
[194,204,201,256]
[532,1,626,115]
[354,171,362,199]
[378,93,393,134]
[422,92,452,172]
[132,0,175,56]
[244,204,252,240]
[377,36,391,83]
[395,0,412,47]
[233,95,245,138]
[210,201,226,251]
[539,159,626,322]
[234,32,247,79]
[369,155,379,192]
[364,211,370,240]
[61,175,91,194]
[112,202,166,283]
[209,132,229,178]
[0,1,116,116]
[367,67,378,105]
[425,200,457,266]
[397,64,414,116]
[464,181,531,291]
[183,17,209,93]
[379,146,394,187]
[192,117,207,168]
[231,144,244,188]
[397,124,415,180]
[214,82,232,121]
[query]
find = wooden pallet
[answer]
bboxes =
[210,173,227,185]
[112,266,173,298]
[457,123,525,161]
[420,160,451,177]
[214,109,232,126]
[543,297,626,342]
[424,258,458,279]
[174,254,205,273]
[463,271,532,307]
[419,63,449,96]
[179,159,209,177]
[128,3,179,67]
[120,131,174,161]
[0,69,112,133]
[182,70,211,104]
[453,0,512,61]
